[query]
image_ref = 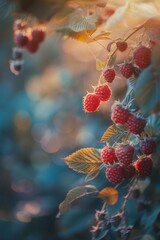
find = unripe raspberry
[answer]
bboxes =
[135,157,153,177]
[83,93,100,112]
[139,138,156,155]
[116,41,128,52]
[94,84,112,102]
[106,166,124,184]
[111,102,130,125]
[26,40,39,53]
[31,29,46,43]
[122,165,136,178]
[133,45,151,69]
[115,144,134,166]
[14,33,29,47]
[103,68,116,83]
[119,63,134,79]
[126,114,146,135]
[101,146,118,165]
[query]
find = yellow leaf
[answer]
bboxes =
[100,125,117,142]
[88,31,111,42]
[98,187,118,205]
[66,29,95,42]
[64,148,102,174]
[96,58,105,71]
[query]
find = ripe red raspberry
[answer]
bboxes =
[115,144,134,165]
[111,102,130,125]
[106,166,124,184]
[119,63,134,78]
[26,40,39,53]
[116,41,128,52]
[123,165,136,178]
[94,84,112,102]
[101,146,118,165]
[14,33,29,47]
[126,114,146,135]
[133,45,151,69]
[103,68,116,83]
[31,29,46,43]
[139,138,156,155]
[135,157,153,177]
[83,93,100,112]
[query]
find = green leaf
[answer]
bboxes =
[58,185,98,215]
[64,148,102,174]
[100,124,117,142]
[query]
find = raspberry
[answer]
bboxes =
[133,45,151,69]
[103,68,116,83]
[123,165,136,178]
[14,33,29,47]
[135,157,153,177]
[126,114,146,134]
[111,102,130,125]
[119,63,134,78]
[94,84,112,102]
[116,41,128,52]
[26,40,39,53]
[139,138,156,155]
[115,144,134,165]
[31,29,46,43]
[106,166,124,184]
[101,146,118,165]
[83,93,100,112]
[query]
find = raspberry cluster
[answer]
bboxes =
[101,143,154,185]
[10,19,46,75]
[111,101,146,135]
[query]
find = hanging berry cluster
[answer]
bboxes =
[10,19,46,75]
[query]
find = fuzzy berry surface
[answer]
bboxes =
[106,166,124,184]
[32,29,46,43]
[94,84,112,102]
[135,157,153,177]
[103,69,116,83]
[26,40,39,53]
[101,146,117,165]
[83,93,100,112]
[111,102,130,125]
[15,33,29,47]
[133,45,151,69]
[123,165,136,178]
[116,41,128,52]
[119,63,134,79]
[115,144,134,166]
[126,114,146,134]
[140,138,156,155]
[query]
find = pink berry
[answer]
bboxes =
[119,63,134,79]
[94,85,112,102]
[103,69,116,83]
[123,165,136,178]
[31,29,46,43]
[126,114,146,135]
[106,166,124,184]
[111,102,130,125]
[133,45,151,69]
[139,138,156,155]
[101,146,118,165]
[135,157,153,177]
[115,144,134,166]
[26,40,39,53]
[116,41,128,52]
[83,93,100,112]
